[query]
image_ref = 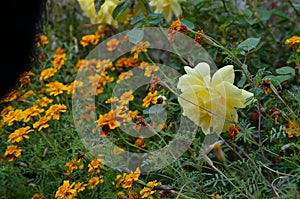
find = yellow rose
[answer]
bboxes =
[177,62,253,135]
[149,0,186,23]
[77,0,125,29]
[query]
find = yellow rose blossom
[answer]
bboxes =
[149,0,186,22]
[4,145,24,161]
[77,0,125,29]
[40,68,57,80]
[8,126,34,143]
[177,62,253,134]
[140,180,162,198]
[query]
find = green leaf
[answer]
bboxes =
[181,18,195,30]
[276,66,295,76]
[130,14,145,25]
[237,73,247,87]
[264,75,292,87]
[112,0,130,19]
[237,37,261,55]
[127,28,144,44]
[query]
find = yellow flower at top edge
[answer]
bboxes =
[285,35,300,48]
[140,180,162,198]
[149,0,186,23]
[77,0,125,29]
[177,62,254,135]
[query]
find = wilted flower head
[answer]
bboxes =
[177,62,253,134]
[149,0,186,22]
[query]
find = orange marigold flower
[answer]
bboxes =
[64,158,84,175]
[115,57,139,69]
[167,15,188,41]
[105,96,118,104]
[35,97,53,107]
[55,180,77,199]
[40,35,49,45]
[2,109,23,126]
[0,89,21,103]
[139,62,159,77]
[115,167,140,191]
[33,116,51,131]
[45,81,68,96]
[4,145,24,161]
[211,194,221,199]
[142,90,158,108]
[31,193,42,199]
[22,105,44,123]
[73,182,86,194]
[45,104,67,120]
[120,90,134,105]
[134,136,146,152]
[40,68,57,80]
[140,180,162,198]
[19,90,35,100]
[0,105,13,117]
[75,59,90,70]
[67,80,83,95]
[229,125,241,140]
[80,34,99,47]
[285,120,300,138]
[117,70,134,83]
[52,54,67,70]
[131,41,150,59]
[285,35,300,48]
[88,158,103,175]
[88,176,103,189]
[19,71,35,87]
[8,126,34,143]
[96,110,120,130]
[106,38,120,51]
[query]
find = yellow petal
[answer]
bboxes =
[211,65,234,86]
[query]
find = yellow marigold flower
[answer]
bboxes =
[115,167,140,191]
[140,180,162,198]
[96,110,120,129]
[52,54,67,70]
[73,182,86,193]
[129,110,139,120]
[8,126,34,143]
[45,81,68,96]
[134,136,146,152]
[19,71,35,87]
[55,180,77,199]
[0,89,21,103]
[88,158,102,175]
[285,35,300,48]
[40,68,57,80]
[120,90,134,105]
[131,41,150,59]
[105,96,118,104]
[106,38,120,51]
[77,0,125,29]
[80,34,99,47]
[64,158,84,175]
[88,176,103,189]
[67,80,83,95]
[40,35,49,45]
[117,70,134,83]
[139,62,159,77]
[33,116,51,132]
[211,193,221,199]
[116,57,139,69]
[0,105,13,117]
[2,109,23,126]
[19,90,35,100]
[35,97,53,107]
[4,145,24,161]
[45,104,67,120]
[142,90,158,108]
[22,105,44,123]
[31,193,42,199]
[149,0,186,22]
[177,62,254,134]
